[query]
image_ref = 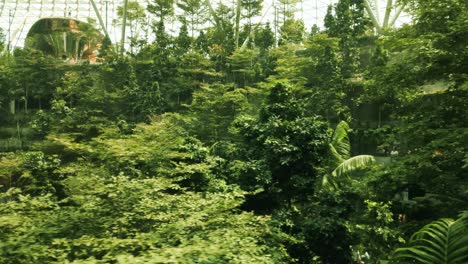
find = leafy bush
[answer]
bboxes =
[0,175,291,263]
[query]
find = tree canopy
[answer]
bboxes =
[0,0,466,263]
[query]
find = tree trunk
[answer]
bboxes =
[9,100,15,114]
[235,0,242,49]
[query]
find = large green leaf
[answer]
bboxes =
[329,143,345,164]
[323,121,376,190]
[322,155,376,190]
[331,155,376,178]
[330,120,351,161]
[393,212,468,264]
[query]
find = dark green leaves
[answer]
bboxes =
[393,212,468,264]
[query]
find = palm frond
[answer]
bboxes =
[393,216,468,264]
[458,211,468,222]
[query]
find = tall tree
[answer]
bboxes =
[279,18,305,44]
[0,28,5,53]
[405,0,467,81]
[234,0,242,48]
[195,30,209,55]
[176,0,207,38]
[175,18,191,56]
[228,48,260,87]
[206,2,235,72]
[254,22,275,52]
[241,0,263,26]
[275,0,304,45]
[302,33,348,122]
[148,0,174,23]
[277,0,300,23]
[324,0,370,77]
[237,83,329,206]
[117,1,147,54]
[235,0,263,48]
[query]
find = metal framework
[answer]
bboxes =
[363,0,408,33]
[0,0,409,52]
[0,0,151,52]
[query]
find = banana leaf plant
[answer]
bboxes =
[322,121,376,190]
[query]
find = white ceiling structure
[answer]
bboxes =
[0,0,141,50]
[0,0,409,51]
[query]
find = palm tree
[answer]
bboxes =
[393,211,468,264]
[322,121,376,190]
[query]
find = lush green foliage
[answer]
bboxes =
[393,211,468,264]
[0,178,290,263]
[0,0,466,262]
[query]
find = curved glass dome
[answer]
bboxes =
[25,18,104,62]
[0,0,133,50]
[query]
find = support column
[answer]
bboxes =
[89,0,110,39]
[383,0,393,28]
[120,0,129,55]
[363,0,382,34]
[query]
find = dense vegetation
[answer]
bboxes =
[0,0,467,263]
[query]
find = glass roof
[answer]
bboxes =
[0,0,409,50]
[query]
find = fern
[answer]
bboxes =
[393,212,468,264]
